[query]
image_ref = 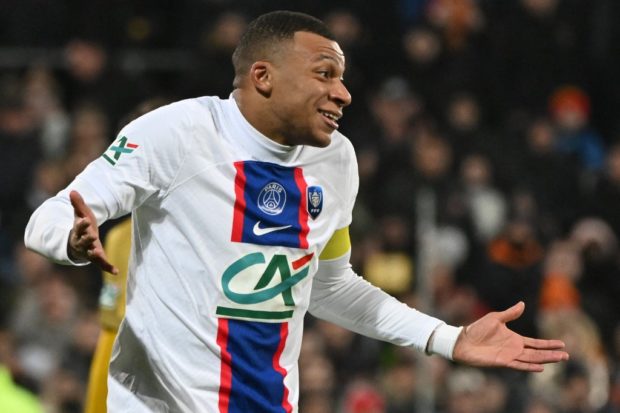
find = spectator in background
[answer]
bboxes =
[353,76,422,219]
[0,361,43,413]
[516,117,581,239]
[539,240,582,313]
[582,143,620,239]
[63,103,110,180]
[570,219,620,353]
[22,67,71,161]
[478,217,544,338]
[41,310,100,413]
[441,367,486,413]
[342,379,385,413]
[424,0,487,101]
[458,153,507,244]
[539,307,610,412]
[8,271,81,393]
[178,12,247,99]
[443,93,500,169]
[0,75,41,245]
[401,26,446,117]
[58,39,145,128]
[483,0,588,116]
[549,85,606,174]
[380,355,417,413]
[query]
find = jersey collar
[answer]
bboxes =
[226,96,303,164]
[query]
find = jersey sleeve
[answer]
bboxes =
[310,246,445,352]
[24,101,191,264]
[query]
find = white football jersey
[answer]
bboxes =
[25,96,447,412]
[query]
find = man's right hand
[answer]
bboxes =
[68,190,118,275]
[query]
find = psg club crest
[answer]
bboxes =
[258,182,287,215]
[307,186,323,219]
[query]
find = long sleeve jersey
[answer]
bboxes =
[25,96,455,412]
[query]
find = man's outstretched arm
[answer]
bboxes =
[310,228,569,370]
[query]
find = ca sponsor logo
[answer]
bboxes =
[102,136,139,166]
[216,251,314,320]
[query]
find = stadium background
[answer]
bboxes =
[2,0,620,411]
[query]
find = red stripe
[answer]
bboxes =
[231,162,247,242]
[126,143,139,149]
[293,168,309,249]
[272,323,292,413]
[217,319,232,413]
[292,253,314,270]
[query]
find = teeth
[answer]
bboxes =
[320,111,338,121]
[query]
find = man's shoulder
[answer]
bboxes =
[122,96,222,136]
[144,96,220,122]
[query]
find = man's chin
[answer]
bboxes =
[313,135,332,148]
[308,130,333,148]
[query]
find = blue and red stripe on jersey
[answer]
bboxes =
[217,318,293,413]
[231,161,309,249]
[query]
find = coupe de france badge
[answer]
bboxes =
[307,186,323,219]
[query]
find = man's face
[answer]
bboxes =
[268,31,351,147]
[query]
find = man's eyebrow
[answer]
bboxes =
[312,53,344,65]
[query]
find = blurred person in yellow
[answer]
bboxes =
[0,364,43,413]
[0,331,43,413]
[84,218,131,413]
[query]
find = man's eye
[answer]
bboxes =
[318,71,329,78]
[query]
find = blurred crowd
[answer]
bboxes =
[2,0,620,412]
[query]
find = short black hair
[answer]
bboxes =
[232,11,335,81]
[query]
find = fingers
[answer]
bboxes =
[507,360,545,372]
[72,219,98,248]
[73,237,119,275]
[67,191,117,274]
[73,217,91,236]
[89,249,119,275]
[506,348,569,372]
[496,301,525,323]
[516,348,570,364]
[523,337,566,350]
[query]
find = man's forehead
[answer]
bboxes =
[292,31,345,64]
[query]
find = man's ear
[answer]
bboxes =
[249,61,273,97]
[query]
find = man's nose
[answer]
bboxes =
[331,80,352,107]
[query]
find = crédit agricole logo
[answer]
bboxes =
[216,252,314,321]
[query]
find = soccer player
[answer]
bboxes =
[25,11,568,412]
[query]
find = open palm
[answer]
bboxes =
[452,302,569,372]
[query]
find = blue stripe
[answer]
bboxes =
[240,161,303,248]
[227,320,286,413]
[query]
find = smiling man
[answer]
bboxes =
[24,11,568,413]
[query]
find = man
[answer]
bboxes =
[25,11,568,412]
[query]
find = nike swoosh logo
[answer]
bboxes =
[252,222,292,236]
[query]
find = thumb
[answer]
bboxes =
[70,190,90,219]
[497,301,525,324]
